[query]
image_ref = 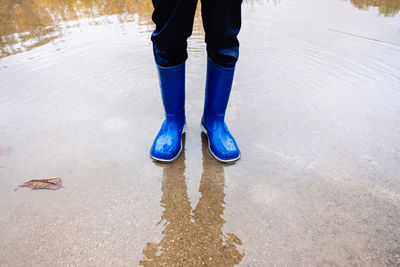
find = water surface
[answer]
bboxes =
[0,0,400,265]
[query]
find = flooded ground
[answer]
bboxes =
[1,0,400,265]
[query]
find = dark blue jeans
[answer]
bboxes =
[151,0,242,68]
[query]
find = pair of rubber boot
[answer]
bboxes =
[150,58,240,163]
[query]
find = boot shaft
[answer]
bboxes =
[203,58,235,119]
[156,62,186,120]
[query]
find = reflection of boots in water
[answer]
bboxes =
[140,136,243,266]
[190,134,243,266]
[140,147,195,266]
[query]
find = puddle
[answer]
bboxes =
[0,0,399,265]
[140,137,243,266]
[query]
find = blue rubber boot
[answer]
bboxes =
[201,58,240,163]
[150,62,186,162]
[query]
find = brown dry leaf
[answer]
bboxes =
[15,178,63,191]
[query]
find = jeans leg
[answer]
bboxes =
[151,0,198,67]
[200,0,243,68]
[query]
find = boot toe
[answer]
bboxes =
[150,127,184,162]
[210,143,240,162]
[150,141,182,161]
[208,134,240,162]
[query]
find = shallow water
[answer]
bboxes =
[1,0,400,266]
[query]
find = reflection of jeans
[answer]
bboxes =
[140,137,244,266]
[151,0,242,68]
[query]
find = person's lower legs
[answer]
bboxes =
[151,0,198,67]
[200,0,242,162]
[150,0,197,161]
[200,0,242,68]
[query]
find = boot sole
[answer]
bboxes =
[150,124,186,163]
[200,123,241,163]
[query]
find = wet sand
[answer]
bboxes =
[1,0,400,266]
